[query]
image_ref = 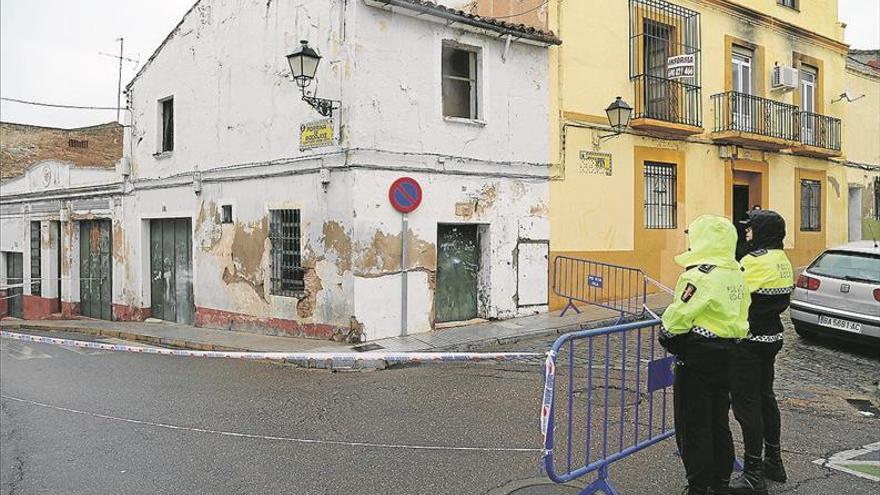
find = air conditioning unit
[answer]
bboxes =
[771,65,798,91]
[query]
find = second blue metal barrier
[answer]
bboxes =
[540,319,675,495]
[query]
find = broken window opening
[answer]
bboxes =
[442,44,479,120]
[160,97,174,152]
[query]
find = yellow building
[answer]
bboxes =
[471,0,876,308]
[536,0,859,308]
[843,49,880,241]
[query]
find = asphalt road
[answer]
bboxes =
[1,315,878,495]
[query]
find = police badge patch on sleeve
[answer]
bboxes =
[681,283,697,302]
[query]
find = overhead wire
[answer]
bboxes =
[1,96,119,111]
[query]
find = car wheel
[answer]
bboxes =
[793,322,816,339]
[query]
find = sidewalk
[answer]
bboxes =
[0,293,670,354]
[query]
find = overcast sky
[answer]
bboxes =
[1,0,878,129]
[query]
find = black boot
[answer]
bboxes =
[710,477,731,494]
[682,485,709,495]
[729,456,768,495]
[763,442,788,483]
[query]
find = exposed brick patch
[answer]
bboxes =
[22,295,60,319]
[60,301,81,318]
[195,306,337,340]
[112,304,152,322]
[0,121,122,180]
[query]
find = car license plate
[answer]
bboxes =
[818,315,862,334]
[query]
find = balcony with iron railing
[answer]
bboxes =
[630,75,703,136]
[711,91,800,150]
[790,111,842,157]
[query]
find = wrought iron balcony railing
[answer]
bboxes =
[712,91,800,142]
[798,111,841,151]
[632,74,702,128]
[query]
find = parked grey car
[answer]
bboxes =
[790,240,880,344]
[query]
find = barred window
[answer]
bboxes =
[269,209,303,296]
[68,139,89,149]
[30,222,41,296]
[800,179,821,231]
[778,0,797,10]
[644,162,678,229]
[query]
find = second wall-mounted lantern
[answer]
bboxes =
[286,40,340,118]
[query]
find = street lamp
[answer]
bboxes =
[594,96,633,144]
[286,40,340,118]
[605,96,633,134]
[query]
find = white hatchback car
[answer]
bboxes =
[790,241,880,344]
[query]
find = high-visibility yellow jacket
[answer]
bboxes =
[661,215,750,340]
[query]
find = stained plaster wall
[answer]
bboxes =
[117,165,355,333]
[118,0,552,338]
[349,167,549,340]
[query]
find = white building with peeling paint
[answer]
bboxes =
[2,0,559,342]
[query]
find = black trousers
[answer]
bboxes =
[674,337,735,489]
[730,339,783,458]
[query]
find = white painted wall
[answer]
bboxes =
[347,3,551,164]
[125,0,347,180]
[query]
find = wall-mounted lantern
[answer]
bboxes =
[595,96,633,144]
[286,40,340,118]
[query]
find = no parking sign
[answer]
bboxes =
[388,177,423,214]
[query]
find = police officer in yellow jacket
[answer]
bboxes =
[729,210,794,495]
[660,215,750,495]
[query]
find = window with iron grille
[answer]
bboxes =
[644,162,678,229]
[30,221,41,296]
[269,209,303,296]
[68,139,89,149]
[778,0,798,10]
[629,0,702,127]
[442,43,479,120]
[160,97,174,152]
[800,179,821,231]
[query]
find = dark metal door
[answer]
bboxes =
[79,220,112,320]
[6,252,23,318]
[435,224,479,323]
[150,218,194,325]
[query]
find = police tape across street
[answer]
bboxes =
[0,330,542,366]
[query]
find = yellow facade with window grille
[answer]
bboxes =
[538,0,857,309]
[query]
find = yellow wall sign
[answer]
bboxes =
[300,119,335,150]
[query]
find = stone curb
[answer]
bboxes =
[430,306,667,352]
[1,305,666,371]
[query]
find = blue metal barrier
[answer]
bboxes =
[540,319,675,495]
[553,256,648,320]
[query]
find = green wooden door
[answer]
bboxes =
[435,224,479,323]
[6,252,23,318]
[79,220,112,320]
[150,218,194,325]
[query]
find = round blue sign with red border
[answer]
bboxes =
[389,177,423,214]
